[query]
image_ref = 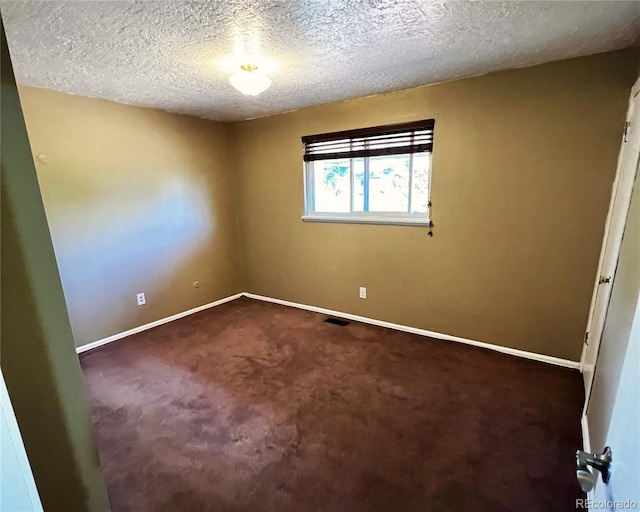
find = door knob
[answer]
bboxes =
[576,447,612,492]
[576,465,598,492]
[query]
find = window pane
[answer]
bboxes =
[368,155,410,212]
[312,159,350,213]
[352,158,365,212]
[411,153,430,214]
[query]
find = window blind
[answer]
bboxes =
[302,119,434,162]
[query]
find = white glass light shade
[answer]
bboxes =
[229,67,272,96]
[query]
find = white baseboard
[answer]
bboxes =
[76,290,581,371]
[244,293,581,370]
[75,293,244,354]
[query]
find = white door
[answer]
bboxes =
[581,79,640,409]
[0,370,44,512]
[588,298,640,510]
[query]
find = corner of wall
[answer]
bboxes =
[1,20,111,512]
[228,121,251,292]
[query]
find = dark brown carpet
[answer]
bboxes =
[80,297,585,512]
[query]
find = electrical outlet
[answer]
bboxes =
[359,287,367,299]
[136,292,146,306]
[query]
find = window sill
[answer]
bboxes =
[301,214,431,227]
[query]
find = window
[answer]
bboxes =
[302,119,434,226]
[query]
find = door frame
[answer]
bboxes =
[580,77,640,412]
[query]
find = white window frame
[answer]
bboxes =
[301,121,433,227]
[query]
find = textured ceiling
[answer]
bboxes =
[1,1,639,122]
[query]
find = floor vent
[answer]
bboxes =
[324,317,350,327]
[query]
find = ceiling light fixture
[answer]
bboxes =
[228,64,271,96]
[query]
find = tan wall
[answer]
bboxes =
[16,50,636,359]
[17,86,245,347]
[1,24,110,511]
[233,49,637,361]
